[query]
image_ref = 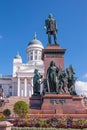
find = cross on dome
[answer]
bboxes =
[34,32,37,39]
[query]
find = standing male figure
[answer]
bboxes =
[33,69,43,95]
[44,14,58,44]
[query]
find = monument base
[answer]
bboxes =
[30,95,42,109]
[42,45,66,78]
[41,94,87,114]
[29,94,87,119]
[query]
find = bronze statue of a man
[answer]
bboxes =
[33,69,43,95]
[44,14,58,45]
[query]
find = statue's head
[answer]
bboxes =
[50,61,55,66]
[34,69,38,74]
[48,13,53,19]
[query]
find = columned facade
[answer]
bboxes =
[0,34,44,97]
[17,77,33,97]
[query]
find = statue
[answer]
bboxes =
[66,65,77,95]
[45,62,77,95]
[0,88,4,99]
[46,61,59,93]
[44,14,58,45]
[33,69,43,95]
[0,88,5,107]
[57,66,68,94]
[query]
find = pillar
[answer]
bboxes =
[18,77,20,96]
[24,78,27,96]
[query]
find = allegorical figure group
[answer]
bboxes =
[46,61,77,95]
[33,61,77,96]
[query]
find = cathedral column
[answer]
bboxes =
[37,50,39,60]
[18,77,20,96]
[24,78,27,96]
[33,50,35,60]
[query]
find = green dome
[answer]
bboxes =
[14,53,22,59]
[28,33,43,46]
[28,39,42,46]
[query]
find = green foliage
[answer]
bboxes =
[39,120,47,127]
[3,109,11,117]
[13,100,29,118]
[0,118,5,121]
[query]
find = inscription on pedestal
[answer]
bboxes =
[50,99,66,104]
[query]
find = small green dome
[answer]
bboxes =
[14,53,22,59]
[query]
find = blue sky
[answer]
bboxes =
[0,0,87,84]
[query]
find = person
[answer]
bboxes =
[33,69,43,95]
[46,61,59,93]
[44,14,58,44]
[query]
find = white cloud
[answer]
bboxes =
[83,73,87,78]
[75,81,87,96]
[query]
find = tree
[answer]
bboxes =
[3,109,11,117]
[13,101,29,118]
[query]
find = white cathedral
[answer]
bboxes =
[0,34,44,97]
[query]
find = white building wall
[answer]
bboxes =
[0,36,44,97]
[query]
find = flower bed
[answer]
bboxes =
[10,116,87,129]
[11,127,87,130]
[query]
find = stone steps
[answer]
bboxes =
[0,96,29,115]
[28,113,87,119]
[0,95,87,119]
